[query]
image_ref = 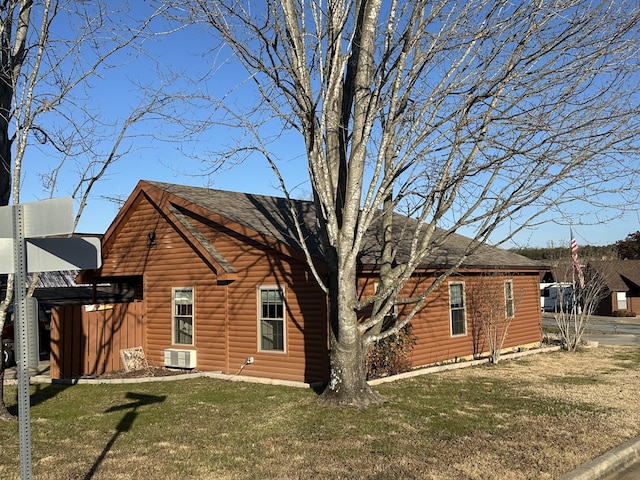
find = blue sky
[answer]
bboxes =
[17,6,640,250]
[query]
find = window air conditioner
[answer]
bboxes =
[164,348,197,369]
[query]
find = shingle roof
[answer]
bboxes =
[145,180,545,271]
[588,260,640,292]
[147,180,322,257]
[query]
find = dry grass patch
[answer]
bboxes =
[0,345,639,479]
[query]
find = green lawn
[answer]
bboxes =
[1,346,638,479]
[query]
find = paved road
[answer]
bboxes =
[542,314,640,346]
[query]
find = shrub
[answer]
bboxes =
[366,324,417,379]
[613,310,636,317]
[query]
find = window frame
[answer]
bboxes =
[172,286,194,346]
[504,280,515,318]
[448,281,467,336]
[257,285,286,353]
[616,291,627,311]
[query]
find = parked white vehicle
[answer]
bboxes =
[540,282,575,312]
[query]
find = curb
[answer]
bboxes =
[557,435,640,480]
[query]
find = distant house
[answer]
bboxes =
[544,260,640,317]
[50,180,547,383]
[589,260,640,316]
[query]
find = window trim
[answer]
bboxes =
[257,285,286,353]
[616,291,627,311]
[504,280,515,318]
[448,281,467,337]
[172,286,194,346]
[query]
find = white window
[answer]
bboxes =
[504,280,515,318]
[617,292,627,311]
[259,287,285,352]
[173,287,194,345]
[449,282,466,336]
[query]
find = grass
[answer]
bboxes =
[612,347,640,368]
[1,346,639,479]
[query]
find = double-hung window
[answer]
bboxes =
[449,282,466,336]
[259,287,285,352]
[504,280,515,318]
[173,287,194,345]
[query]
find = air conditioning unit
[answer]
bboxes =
[164,348,197,369]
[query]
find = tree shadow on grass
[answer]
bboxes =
[84,392,166,480]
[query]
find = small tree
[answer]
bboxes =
[467,274,519,364]
[553,264,609,351]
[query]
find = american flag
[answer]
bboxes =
[571,235,585,289]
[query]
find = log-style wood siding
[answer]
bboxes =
[359,271,542,368]
[51,183,543,383]
[79,191,329,383]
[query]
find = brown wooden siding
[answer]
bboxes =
[50,301,145,378]
[81,193,329,383]
[52,186,541,383]
[359,271,542,369]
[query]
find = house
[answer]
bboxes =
[50,180,547,383]
[545,260,640,317]
[588,260,640,316]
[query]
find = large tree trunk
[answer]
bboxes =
[318,260,383,407]
[0,62,13,421]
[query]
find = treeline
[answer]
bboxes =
[511,244,618,261]
[512,231,640,260]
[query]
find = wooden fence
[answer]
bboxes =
[50,301,146,379]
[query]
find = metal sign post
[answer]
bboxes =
[0,197,102,480]
[12,204,32,480]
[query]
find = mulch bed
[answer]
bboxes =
[96,366,197,379]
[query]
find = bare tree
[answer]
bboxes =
[467,274,521,364]
[170,1,640,406]
[553,263,610,351]
[0,1,186,419]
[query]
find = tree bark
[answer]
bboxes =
[317,257,384,407]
